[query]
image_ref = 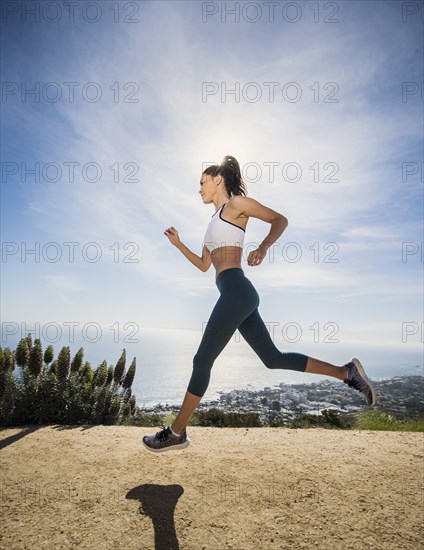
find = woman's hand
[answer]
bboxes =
[164,226,181,246]
[247,245,268,267]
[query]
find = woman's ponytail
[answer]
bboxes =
[202,155,247,197]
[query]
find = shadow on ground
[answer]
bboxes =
[0,425,43,450]
[126,484,184,550]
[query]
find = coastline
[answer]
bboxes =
[141,374,424,423]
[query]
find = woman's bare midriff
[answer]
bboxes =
[211,246,243,278]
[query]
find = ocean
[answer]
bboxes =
[3,326,422,408]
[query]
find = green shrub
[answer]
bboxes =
[195,407,262,427]
[400,418,424,432]
[352,409,424,432]
[289,413,321,429]
[0,337,138,427]
[125,411,166,427]
[197,407,226,427]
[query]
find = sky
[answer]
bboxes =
[1,0,423,396]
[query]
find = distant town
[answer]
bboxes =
[146,374,423,423]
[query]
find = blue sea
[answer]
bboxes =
[3,326,422,408]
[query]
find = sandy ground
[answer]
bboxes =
[0,425,423,550]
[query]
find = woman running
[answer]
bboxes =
[143,155,376,453]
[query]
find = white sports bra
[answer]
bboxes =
[203,202,245,253]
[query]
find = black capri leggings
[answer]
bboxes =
[187,267,309,397]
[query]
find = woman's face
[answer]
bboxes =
[198,173,217,204]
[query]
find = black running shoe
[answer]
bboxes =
[142,424,190,453]
[343,357,377,406]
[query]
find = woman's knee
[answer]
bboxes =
[187,354,213,397]
[263,351,308,372]
[193,353,212,371]
[263,353,283,370]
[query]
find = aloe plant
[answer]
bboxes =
[0,339,138,427]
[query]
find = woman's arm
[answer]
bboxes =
[258,216,288,252]
[164,227,211,272]
[230,196,288,267]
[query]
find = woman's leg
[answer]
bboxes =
[170,301,246,435]
[172,277,259,435]
[304,357,348,380]
[238,307,376,405]
[171,390,203,435]
[171,316,348,434]
[237,308,348,380]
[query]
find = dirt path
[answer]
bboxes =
[1,425,422,549]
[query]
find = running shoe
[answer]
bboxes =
[142,424,190,453]
[343,357,377,406]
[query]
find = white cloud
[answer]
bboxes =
[41,274,86,292]
[5,1,422,337]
